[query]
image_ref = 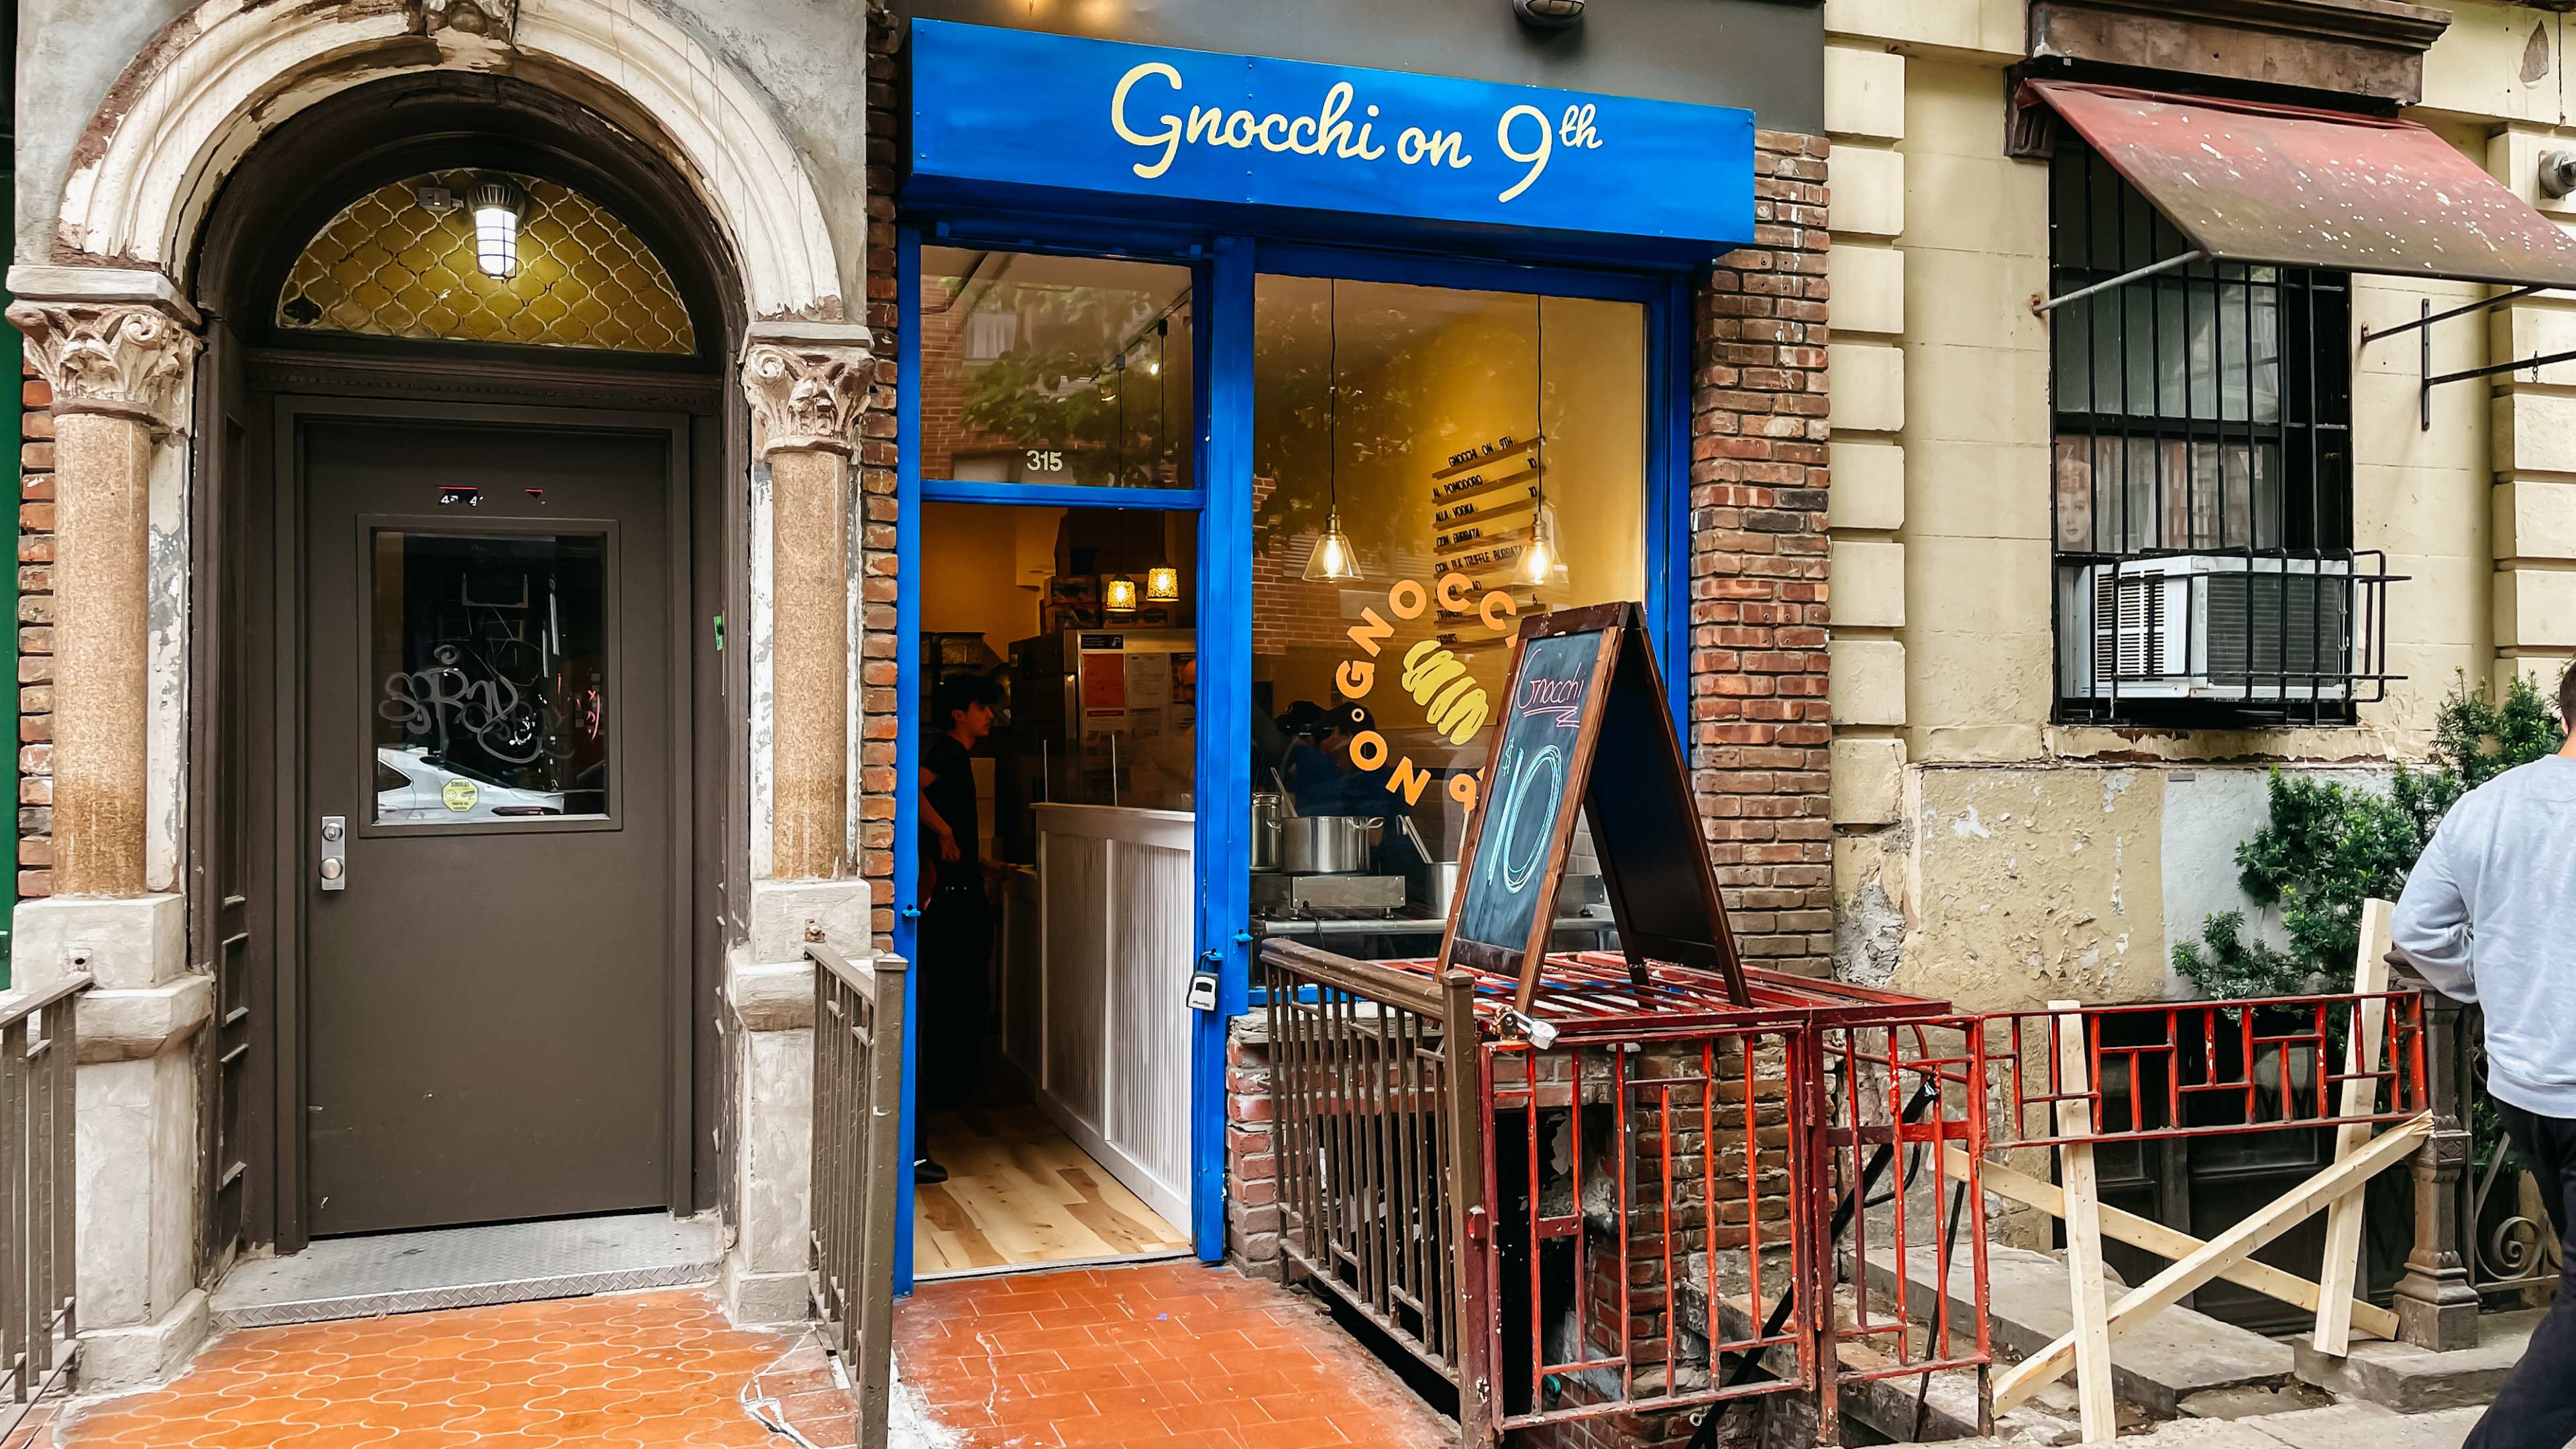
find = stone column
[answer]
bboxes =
[5,297,196,894]
[743,335,867,881]
[6,274,213,1389]
[727,326,873,1325]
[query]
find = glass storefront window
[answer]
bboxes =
[919,247,1196,489]
[1248,274,1646,955]
[369,531,611,822]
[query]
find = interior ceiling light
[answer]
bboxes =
[1523,295,1566,587]
[1105,575,1139,613]
[1303,279,1366,584]
[470,174,529,279]
[1146,565,1180,602]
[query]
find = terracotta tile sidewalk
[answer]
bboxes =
[42,1287,852,1448]
[894,1260,1456,1449]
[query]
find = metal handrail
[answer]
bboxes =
[806,945,906,1449]
[0,971,89,1438]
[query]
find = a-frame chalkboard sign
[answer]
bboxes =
[1436,601,1751,1012]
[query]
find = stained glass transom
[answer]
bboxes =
[276,170,696,354]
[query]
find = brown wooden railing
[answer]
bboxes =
[0,972,87,1436]
[1262,938,1483,1424]
[808,945,907,1449]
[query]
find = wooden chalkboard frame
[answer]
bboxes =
[1435,600,1752,1012]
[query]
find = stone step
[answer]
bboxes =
[2290,1307,2540,1413]
[209,1212,722,1328]
[1875,1400,2487,1449]
[1865,1244,2296,1418]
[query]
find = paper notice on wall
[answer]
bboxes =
[1083,710,1130,739]
[1079,653,1126,711]
[1125,651,1172,708]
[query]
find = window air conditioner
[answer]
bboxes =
[2059,554,2357,702]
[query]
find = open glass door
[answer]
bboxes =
[906,245,1206,1277]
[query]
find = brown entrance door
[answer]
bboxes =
[300,409,676,1236]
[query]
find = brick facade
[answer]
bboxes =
[18,359,52,902]
[1688,131,1835,981]
[861,15,904,940]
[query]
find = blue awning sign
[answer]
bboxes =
[909,20,1757,252]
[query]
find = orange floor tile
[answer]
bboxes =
[46,1288,851,1449]
[894,1259,1456,1449]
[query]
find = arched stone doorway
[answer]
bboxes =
[191,71,738,1253]
[9,0,872,1383]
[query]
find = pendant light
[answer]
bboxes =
[1303,280,1365,583]
[469,175,527,279]
[1523,294,1568,588]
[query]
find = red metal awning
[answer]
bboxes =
[2024,80,2576,290]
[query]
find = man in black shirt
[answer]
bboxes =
[916,672,1002,1184]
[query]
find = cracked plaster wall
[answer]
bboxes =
[1835,763,2408,1010]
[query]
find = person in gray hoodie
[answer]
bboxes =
[2395,661,2576,1449]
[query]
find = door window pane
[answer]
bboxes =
[919,248,1195,489]
[370,531,611,822]
[1250,276,1645,957]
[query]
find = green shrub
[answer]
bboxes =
[2171,674,2565,998]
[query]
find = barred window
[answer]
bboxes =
[2047,133,2390,727]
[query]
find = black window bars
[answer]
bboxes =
[2045,136,2401,729]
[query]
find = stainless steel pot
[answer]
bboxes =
[1250,792,1285,872]
[1283,815,1379,875]
[1393,816,1460,916]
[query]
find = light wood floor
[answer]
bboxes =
[912,1102,1191,1277]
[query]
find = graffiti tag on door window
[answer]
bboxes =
[379,643,557,765]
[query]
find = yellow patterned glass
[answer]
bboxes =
[277,170,696,355]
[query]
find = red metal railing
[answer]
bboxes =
[1982,993,2427,1148]
[1481,1016,1816,1433]
[1809,1016,1991,1428]
[1260,944,1995,1444]
[1260,941,2432,1446]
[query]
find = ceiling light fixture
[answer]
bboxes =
[1303,279,1366,584]
[1105,575,1139,614]
[1146,565,1181,602]
[1523,295,1566,587]
[470,174,529,279]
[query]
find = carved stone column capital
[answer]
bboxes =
[740,341,869,459]
[7,300,201,435]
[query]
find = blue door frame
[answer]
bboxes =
[891,221,1693,1295]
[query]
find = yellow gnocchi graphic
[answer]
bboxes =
[1402,639,1491,745]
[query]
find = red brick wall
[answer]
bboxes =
[861,15,904,941]
[18,359,52,902]
[1689,131,1833,979]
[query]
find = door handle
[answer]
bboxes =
[318,816,347,892]
[900,905,922,922]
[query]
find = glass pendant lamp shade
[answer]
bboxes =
[1104,575,1139,613]
[1145,565,1181,602]
[1303,511,1364,583]
[469,176,527,279]
[1521,513,1554,586]
[1303,279,1366,585]
[1522,504,1570,587]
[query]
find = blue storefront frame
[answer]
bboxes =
[890,219,1697,1295]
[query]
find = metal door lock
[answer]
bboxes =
[318,815,347,892]
[1186,949,1221,1012]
